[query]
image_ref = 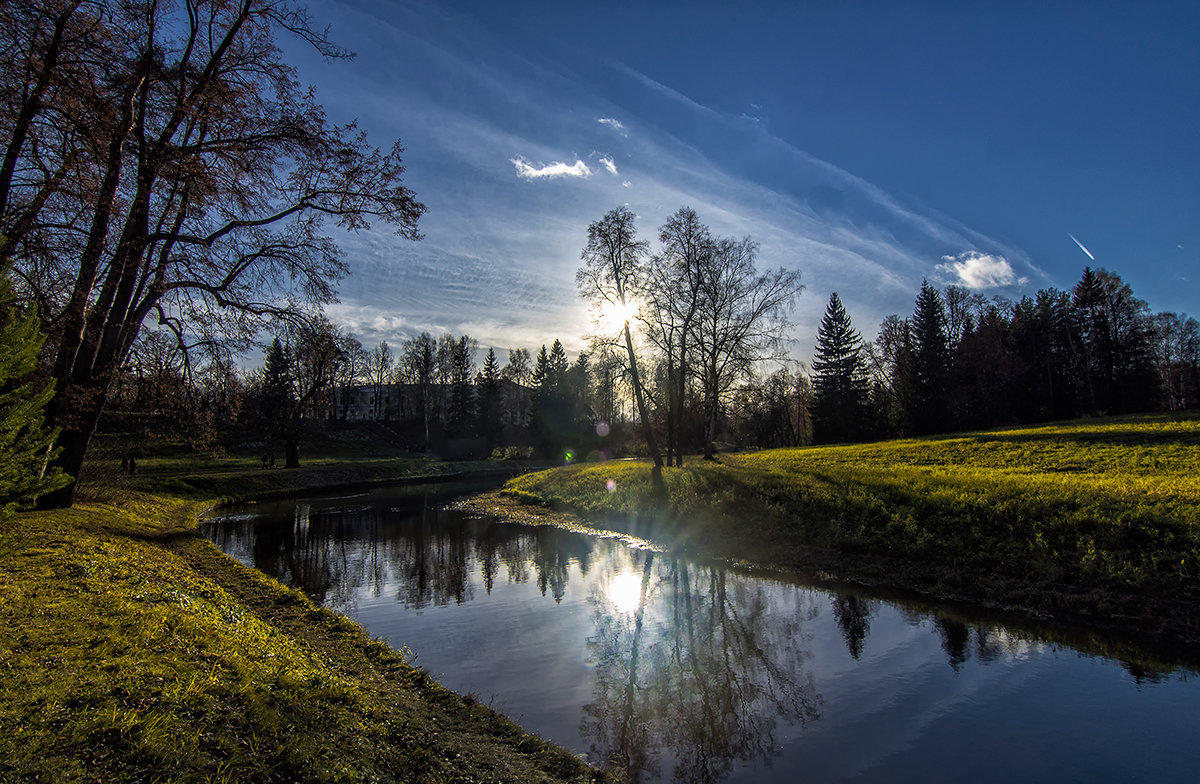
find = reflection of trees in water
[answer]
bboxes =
[582,555,823,783]
[231,492,599,612]
[831,593,875,660]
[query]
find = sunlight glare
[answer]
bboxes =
[608,570,645,615]
[597,297,641,335]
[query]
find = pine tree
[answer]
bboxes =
[811,292,870,443]
[909,281,951,434]
[260,337,294,419]
[532,345,550,390]
[548,340,569,392]
[531,341,570,457]
[447,336,475,435]
[0,275,68,519]
[478,347,503,445]
[259,336,299,466]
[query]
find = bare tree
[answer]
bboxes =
[367,340,393,419]
[646,207,711,466]
[399,331,436,446]
[1,1,425,507]
[691,237,802,459]
[331,331,366,420]
[502,347,532,385]
[577,206,663,479]
[501,346,532,427]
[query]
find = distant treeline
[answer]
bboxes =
[812,266,1197,444]
[103,264,1195,461]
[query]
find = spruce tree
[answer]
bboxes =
[478,347,503,446]
[0,275,67,519]
[447,336,475,435]
[909,281,951,434]
[811,292,870,443]
[532,345,550,390]
[548,340,569,391]
[259,336,299,466]
[532,341,570,457]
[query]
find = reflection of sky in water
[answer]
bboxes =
[203,484,1200,783]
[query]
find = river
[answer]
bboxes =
[201,480,1199,783]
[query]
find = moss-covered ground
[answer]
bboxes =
[492,413,1200,642]
[0,425,599,783]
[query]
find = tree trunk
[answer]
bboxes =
[675,331,689,467]
[285,437,300,468]
[623,321,664,482]
[35,382,107,509]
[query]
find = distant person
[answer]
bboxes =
[269,454,276,469]
[261,453,269,469]
[128,455,137,474]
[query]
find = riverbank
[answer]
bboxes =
[1,485,603,782]
[473,413,1200,644]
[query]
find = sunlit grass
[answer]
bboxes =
[0,496,599,782]
[504,413,1200,634]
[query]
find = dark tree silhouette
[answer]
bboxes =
[811,292,870,443]
[908,281,951,434]
[577,207,663,478]
[2,1,425,507]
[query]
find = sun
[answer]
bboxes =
[597,297,641,336]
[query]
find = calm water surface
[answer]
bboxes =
[202,482,1199,783]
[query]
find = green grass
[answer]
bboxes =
[502,413,1200,640]
[0,425,598,783]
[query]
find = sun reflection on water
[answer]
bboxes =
[607,570,645,615]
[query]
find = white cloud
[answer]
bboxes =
[510,156,592,180]
[622,180,631,188]
[599,156,619,175]
[936,251,1026,290]
[598,117,626,134]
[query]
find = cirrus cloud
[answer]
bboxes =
[511,156,592,180]
[597,117,627,135]
[936,251,1028,290]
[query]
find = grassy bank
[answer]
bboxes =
[496,413,1200,642]
[1,446,599,781]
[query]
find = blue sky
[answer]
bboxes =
[290,0,1198,361]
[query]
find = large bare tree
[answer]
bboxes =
[577,206,663,479]
[0,1,425,506]
[646,207,711,466]
[692,237,802,459]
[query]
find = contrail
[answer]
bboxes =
[1069,233,1096,261]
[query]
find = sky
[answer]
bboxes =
[286,0,1199,362]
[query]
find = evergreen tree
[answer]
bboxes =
[1072,268,1157,414]
[532,345,551,390]
[478,347,503,446]
[259,336,300,466]
[811,293,870,443]
[0,275,67,519]
[260,337,295,420]
[531,341,570,457]
[548,339,569,391]
[909,281,951,434]
[1010,289,1077,422]
[447,335,476,435]
[566,351,594,429]
[1071,267,1110,415]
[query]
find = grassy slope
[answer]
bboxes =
[1,428,597,783]
[501,413,1200,641]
